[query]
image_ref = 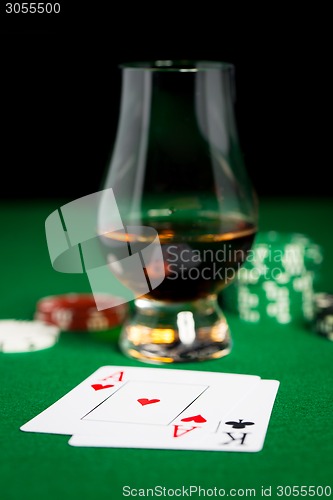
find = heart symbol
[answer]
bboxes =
[181,414,207,423]
[137,398,160,406]
[91,384,114,391]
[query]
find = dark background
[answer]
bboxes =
[0,6,330,200]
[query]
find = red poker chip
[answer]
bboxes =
[35,293,128,331]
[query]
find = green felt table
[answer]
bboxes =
[1,198,333,500]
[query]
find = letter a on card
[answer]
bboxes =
[173,425,199,438]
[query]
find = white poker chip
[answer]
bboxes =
[0,320,60,353]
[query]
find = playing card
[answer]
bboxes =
[83,380,208,425]
[207,379,280,452]
[68,380,279,452]
[20,366,260,436]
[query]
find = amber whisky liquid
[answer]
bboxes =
[101,217,256,302]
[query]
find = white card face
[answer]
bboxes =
[207,379,280,452]
[20,366,261,436]
[83,380,208,425]
[68,380,279,452]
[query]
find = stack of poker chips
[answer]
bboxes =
[35,293,128,332]
[313,293,333,340]
[221,232,323,325]
[0,320,60,353]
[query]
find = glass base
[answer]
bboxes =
[119,295,231,363]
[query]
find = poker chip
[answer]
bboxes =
[313,293,333,340]
[221,232,323,325]
[236,232,323,285]
[35,293,128,331]
[0,320,60,353]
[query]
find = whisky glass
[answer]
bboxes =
[99,61,258,363]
